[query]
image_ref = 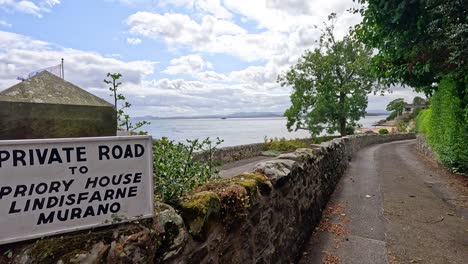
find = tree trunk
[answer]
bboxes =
[339,118,347,136]
[339,92,347,136]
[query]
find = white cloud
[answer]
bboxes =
[126,12,292,61]
[126,37,142,45]
[42,0,59,8]
[0,20,11,27]
[15,1,42,17]
[229,66,276,86]
[0,31,155,89]
[107,0,146,6]
[163,54,229,81]
[224,0,360,34]
[125,0,358,63]
[265,0,313,15]
[0,30,49,50]
[101,78,291,117]
[161,0,232,19]
[163,54,212,74]
[126,12,246,45]
[0,0,61,17]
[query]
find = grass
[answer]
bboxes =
[264,136,338,152]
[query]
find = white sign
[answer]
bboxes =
[0,136,154,245]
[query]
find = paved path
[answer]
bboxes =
[299,140,468,264]
[218,156,275,178]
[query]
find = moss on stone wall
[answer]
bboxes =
[232,173,272,196]
[179,172,272,235]
[179,191,221,238]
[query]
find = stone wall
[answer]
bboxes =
[415,134,437,160]
[0,101,116,139]
[0,134,415,264]
[194,142,266,164]
[194,138,314,164]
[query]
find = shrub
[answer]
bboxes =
[264,136,338,152]
[345,126,355,135]
[311,135,340,144]
[396,122,408,132]
[153,137,223,204]
[378,128,389,135]
[264,137,308,152]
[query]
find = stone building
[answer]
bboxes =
[0,71,116,140]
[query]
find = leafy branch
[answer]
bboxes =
[104,72,150,134]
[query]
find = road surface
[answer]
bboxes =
[218,156,274,178]
[299,140,468,264]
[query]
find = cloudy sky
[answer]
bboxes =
[0,0,421,117]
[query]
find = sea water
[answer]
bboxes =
[141,116,387,147]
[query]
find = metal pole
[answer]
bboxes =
[61,58,64,80]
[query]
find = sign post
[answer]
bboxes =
[0,136,154,245]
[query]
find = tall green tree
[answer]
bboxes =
[354,0,467,93]
[412,96,427,106]
[386,98,406,120]
[279,15,378,136]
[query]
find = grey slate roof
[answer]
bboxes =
[0,71,113,107]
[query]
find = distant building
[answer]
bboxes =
[0,71,116,140]
[404,104,427,113]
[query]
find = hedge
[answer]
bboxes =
[416,77,468,173]
[415,109,431,134]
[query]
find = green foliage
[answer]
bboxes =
[386,98,406,120]
[104,73,150,133]
[153,137,223,204]
[425,77,468,173]
[279,14,379,137]
[386,111,397,121]
[264,136,338,152]
[378,128,389,135]
[415,109,432,134]
[311,135,340,144]
[104,73,122,110]
[354,0,467,93]
[412,96,427,106]
[407,107,422,120]
[345,126,356,135]
[396,122,408,133]
[355,1,467,172]
[264,137,308,152]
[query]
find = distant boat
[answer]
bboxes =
[221,117,227,119]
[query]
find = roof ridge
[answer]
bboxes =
[0,71,113,107]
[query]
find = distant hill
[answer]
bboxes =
[134,112,283,120]
[135,110,388,120]
[226,112,282,118]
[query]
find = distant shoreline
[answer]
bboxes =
[135,112,388,121]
